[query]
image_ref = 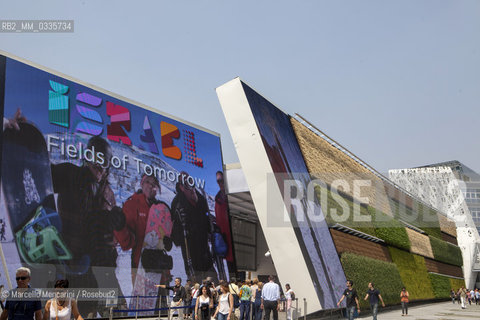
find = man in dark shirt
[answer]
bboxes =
[51,135,125,316]
[0,268,42,320]
[171,172,217,282]
[337,280,360,320]
[156,277,187,320]
[364,282,385,320]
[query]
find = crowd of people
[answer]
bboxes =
[451,287,480,309]
[4,267,480,320]
[0,269,294,320]
[157,275,294,320]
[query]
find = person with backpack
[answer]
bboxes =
[229,278,240,319]
[284,284,295,320]
[213,283,234,320]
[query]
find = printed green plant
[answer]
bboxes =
[314,185,377,236]
[449,278,465,291]
[428,273,452,299]
[367,207,411,251]
[389,199,443,239]
[388,247,434,300]
[340,252,404,308]
[429,236,463,267]
[415,202,442,239]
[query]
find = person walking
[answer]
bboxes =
[337,280,360,320]
[469,289,474,305]
[0,267,42,320]
[195,286,213,320]
[213,284,233,320]
[364,282,384,320]
[191,284,200,320]
[475,289,480,305]
[239,281,251,320]
[43,279,83,320]
[185,280,193,320]
[252,283,263,320]
[228,279,240,320]
[450,289,456,304]
[284,284,294,320]
[458,287,467,309]
[400,287,409,316]
[261,276,280,320]
[250,280,258,320]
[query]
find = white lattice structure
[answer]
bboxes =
[389,167,480,289]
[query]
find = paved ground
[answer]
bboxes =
[120,302,480,320]
[357,301,480,319]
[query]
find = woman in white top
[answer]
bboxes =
[213,284,233,320]
[195,285,213,320]
[43,280,83,320]
[285,284,294,320]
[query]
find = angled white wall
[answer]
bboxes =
[217,78,347,314]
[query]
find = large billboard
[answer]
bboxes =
[217,78,346,313]
[0,53,234,317]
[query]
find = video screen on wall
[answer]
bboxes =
[240,81,346,310]
[0,55,234,317]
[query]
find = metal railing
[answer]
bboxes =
[105,296,302,320]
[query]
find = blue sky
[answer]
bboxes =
[1,0,479,174]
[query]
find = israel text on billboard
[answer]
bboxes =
[0,55,234,317]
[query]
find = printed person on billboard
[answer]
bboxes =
[51,135,127,317]
[4,110,125,317]
[171,172,217,282]
[214,171,234,270]
[114,174,173,285]
[3,108,125,318]
[113,173,174,312]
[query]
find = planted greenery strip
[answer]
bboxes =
[388,247,435,300]
[428,273,452,299]
[429,236,463,267]
[449,278,465,291]
[388,199,443,238]
[340,252,404,308]
[315,185,377,236]
[368,206,411,251]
